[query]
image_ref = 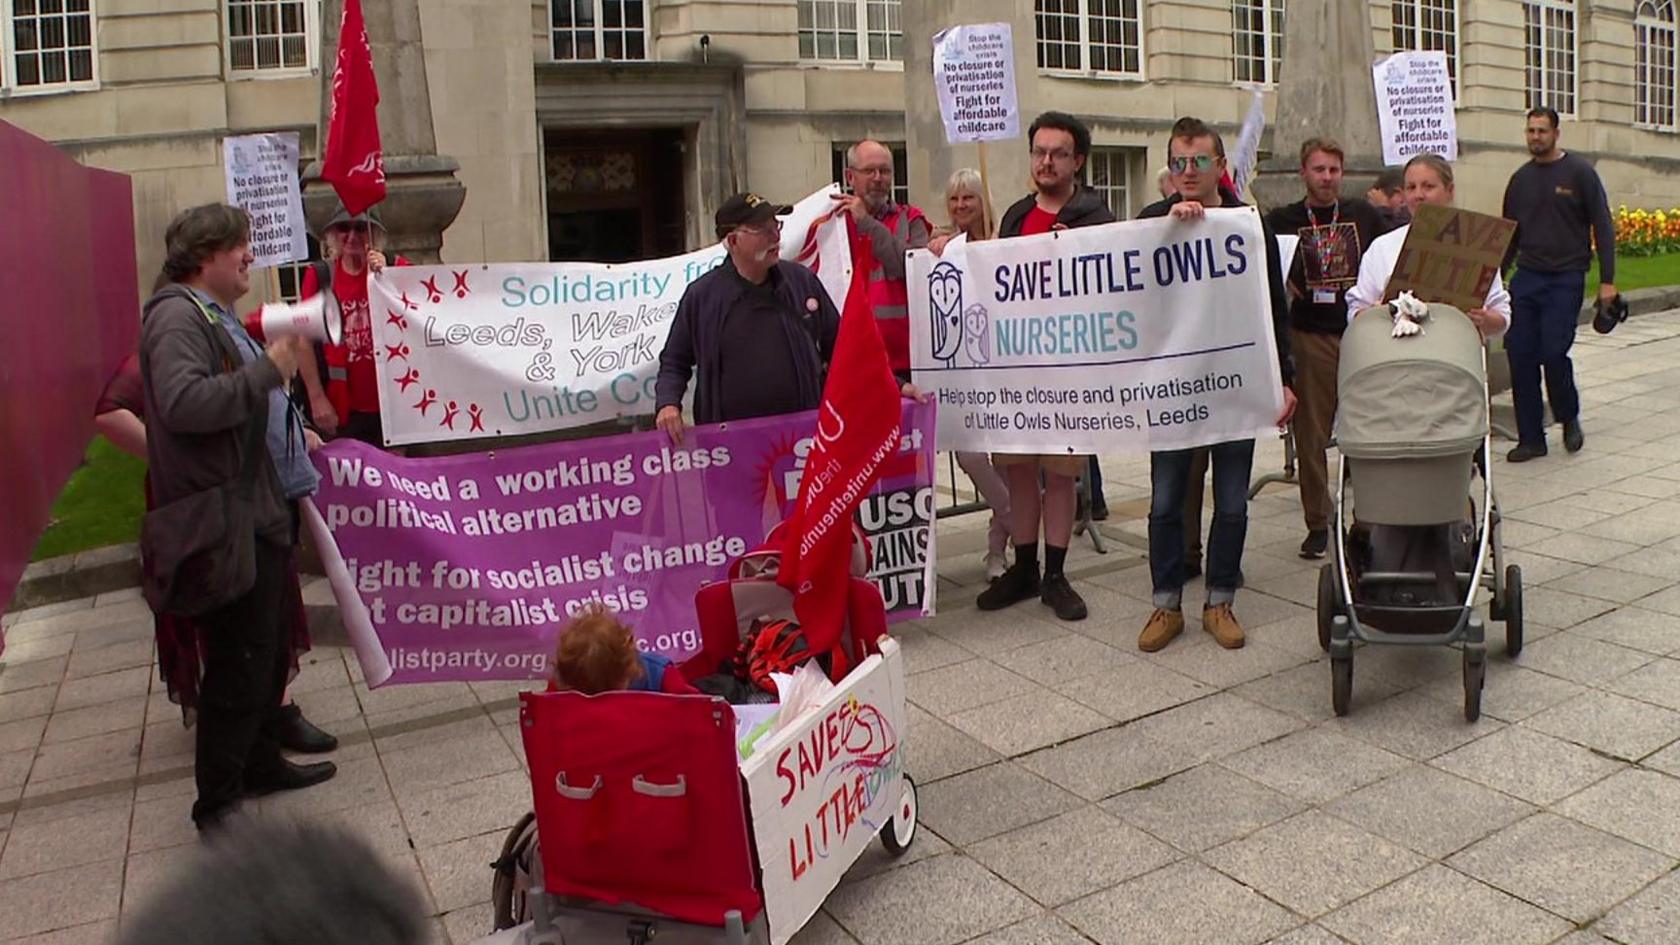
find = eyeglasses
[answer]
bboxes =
[850,166,894,178]
[1031,147,1075,163]
[1169,155,1218,174]
[735,220,783,238]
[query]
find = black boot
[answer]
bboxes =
[265,703,338,754]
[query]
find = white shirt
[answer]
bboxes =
[1345,224,1511,339]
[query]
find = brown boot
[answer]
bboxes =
[1203,602,1246,649]
[1138,608,1185,652]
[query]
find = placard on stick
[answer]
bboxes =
[1373,50,1457,166]
[223,132,307,270]
[1381,203,1516,312]
[932,23,1020,145]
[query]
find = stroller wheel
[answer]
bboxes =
[1504,565,1524,658]
[1331,657,1353,717]
[1463,652,1485,723]
[1316,564,1339,652]
[880,775,918,856]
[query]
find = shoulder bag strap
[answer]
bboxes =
[180,291,269,492]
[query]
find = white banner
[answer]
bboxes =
[741,641,909,945]
[1373,50,1457,166]
[908,209,1285,454]
[932,22,1020,144]
[222,132,307,269]
[368,187,852,445]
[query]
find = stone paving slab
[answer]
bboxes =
[2,310,1680,943]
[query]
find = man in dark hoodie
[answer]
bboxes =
[1133,117,1297,654]
[139,204,336,831]
[655,193,842,444]
[977,111,1115,623]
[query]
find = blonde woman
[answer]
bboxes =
[927,168,1010,579]
[1346,154,1510,339]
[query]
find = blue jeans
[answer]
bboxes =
[1507,268,1584,446]
[1149,439,1254,605]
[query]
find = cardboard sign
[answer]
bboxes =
[932,22,1020,144]
[1381,203,1516,312]
[741,640,909,944]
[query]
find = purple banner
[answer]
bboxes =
[306,401,937,686]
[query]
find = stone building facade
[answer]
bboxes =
[2,0,1675,300]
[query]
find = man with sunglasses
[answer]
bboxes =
[655,193,841,444]
[978,111,1117,622]
[1134,116,1296,653]
[833,139,931,384]
[295,204,407,447]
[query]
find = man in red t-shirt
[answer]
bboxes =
[298,204,407,447]
[981,112,1118,624]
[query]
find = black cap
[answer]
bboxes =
[715,192,792,231]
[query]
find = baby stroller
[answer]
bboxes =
[486,527,916,944]
[1316,303,1523,722]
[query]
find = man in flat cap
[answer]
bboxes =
[656,193,843,442]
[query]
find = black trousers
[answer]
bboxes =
[191,538,293,826]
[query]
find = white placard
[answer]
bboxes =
[741,641,909,945]
[367,187,852,445]
[1373,50,1458,166]
[932,22,1020,144]
[222,132,307,269]
[908,208,1286,454]
[1229,87,1268,197]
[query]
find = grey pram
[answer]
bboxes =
[1317,303,1524,721]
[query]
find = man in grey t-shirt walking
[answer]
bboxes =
[1500,107,1618,462]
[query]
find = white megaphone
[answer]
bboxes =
[257,292,342,346]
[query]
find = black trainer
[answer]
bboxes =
[1506,442,1547,463]
[1039,574,1088,621]
[1299,529,1329,559]
[977,560,1039,611]
[1563,419,1584,453]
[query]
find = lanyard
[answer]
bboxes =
[1307,200,1340,227]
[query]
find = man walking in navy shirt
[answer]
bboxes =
[1500,107,1618,462]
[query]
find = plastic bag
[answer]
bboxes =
[768,662,837,734]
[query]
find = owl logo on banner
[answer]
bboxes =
[927,260,991,368]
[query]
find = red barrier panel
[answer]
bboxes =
[0,120,138,639]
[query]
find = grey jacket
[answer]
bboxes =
[139,285,292,547]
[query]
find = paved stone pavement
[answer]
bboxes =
[3,312,1680,945]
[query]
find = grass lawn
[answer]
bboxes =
[31,437,146,562]
[1587,251,1680,295]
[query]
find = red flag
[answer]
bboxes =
[777,231,904,660]
[321,0,385,215]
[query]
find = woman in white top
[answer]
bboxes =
[927,169,1013,581]
[1346,154,1511,339]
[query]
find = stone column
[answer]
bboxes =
[902,0,1038,222]
[1249,0,1386,210]
[302,0,466,263]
